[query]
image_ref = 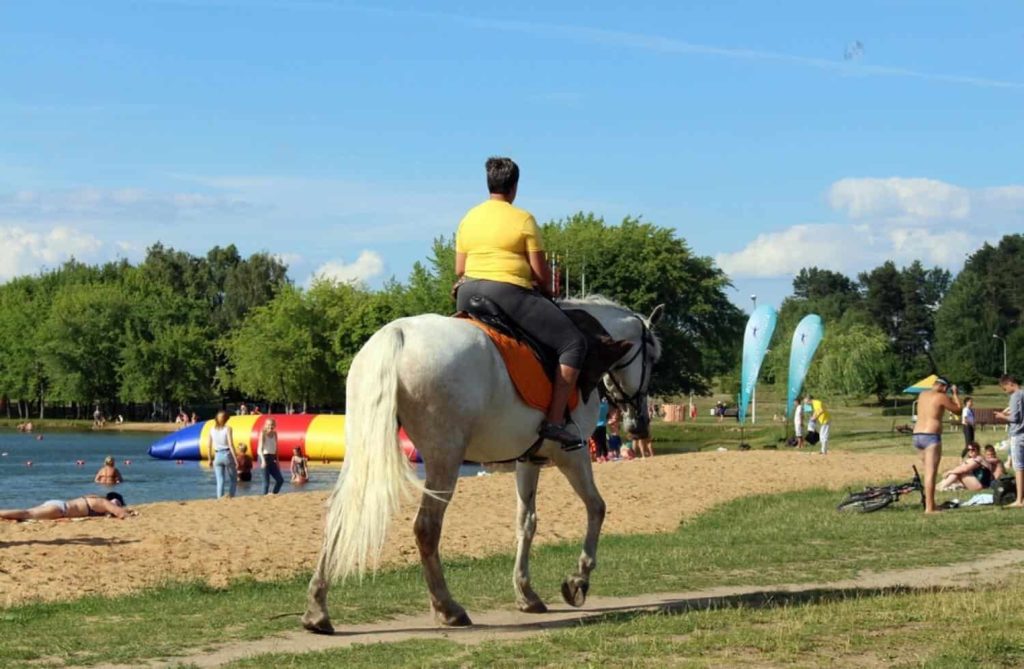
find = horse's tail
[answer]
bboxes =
[321,323,423,582]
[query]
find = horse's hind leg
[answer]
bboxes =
[415,451,471,626]
[301,539,334,634]
[513,461,547,613]
[553,449,606,608]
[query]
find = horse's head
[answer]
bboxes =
[561,297,664,439]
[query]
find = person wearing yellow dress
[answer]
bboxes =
[454,157,586,446]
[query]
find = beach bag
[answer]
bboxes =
[993,476,1017,506]
[806,430,820,445]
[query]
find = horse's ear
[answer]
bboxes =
[647,304,665,328]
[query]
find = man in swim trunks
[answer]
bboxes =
[0,493,130,521]
[914,376,962,513]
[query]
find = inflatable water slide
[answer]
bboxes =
[148,414,420,462]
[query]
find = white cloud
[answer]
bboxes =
[716,223,875,278]
[0,226,103,281]
[828,177,970,222]
[310,251,385,286]
[719,176,1024,280]
[0,187,250,223]
[273,252,304,268]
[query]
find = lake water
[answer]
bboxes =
[0,429,481,508]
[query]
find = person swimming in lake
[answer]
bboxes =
[0,492,131,521]
[94,456,123,485]
[291,446,309,484]
[236,444,254,482]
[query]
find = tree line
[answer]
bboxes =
[758,234,1024,402]
[0,214,745,419]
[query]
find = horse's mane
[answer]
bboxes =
[557,294,662,359]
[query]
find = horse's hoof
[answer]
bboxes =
[301,615,335,635]
[561,578,589,608]
[518,599,548,614]
[442,610,473,627]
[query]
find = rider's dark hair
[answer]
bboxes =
[1001,374,1020,386]
[485,157,519,196]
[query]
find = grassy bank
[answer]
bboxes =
[3,487,1022,667]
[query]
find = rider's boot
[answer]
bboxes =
[539,421,582,448]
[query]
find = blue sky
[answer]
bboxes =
[2,0,1022,310]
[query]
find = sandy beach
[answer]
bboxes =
[0,451,941,607]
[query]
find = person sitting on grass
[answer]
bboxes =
[0,492,131,521]
[982,444,1006,481]
[938,443,987,491]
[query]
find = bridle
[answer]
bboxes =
[602,315,656,417]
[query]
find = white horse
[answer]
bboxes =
[302,296,663,633]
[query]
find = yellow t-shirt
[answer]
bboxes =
[456,200,543,290]
[811,399,831,425]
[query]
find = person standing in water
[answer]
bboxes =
[206,411,239,498]
[94,456,123,485]
[913,376,962,513]
[291,445,309,484]
[258,418,284,495]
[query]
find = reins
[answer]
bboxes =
[602,315,654,415]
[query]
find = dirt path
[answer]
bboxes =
[1,451,932,606]
[95,548,1024,669]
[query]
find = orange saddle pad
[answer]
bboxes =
[462,319,579,414]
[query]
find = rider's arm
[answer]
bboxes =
[455,252,466,277]
[528,251,551,296]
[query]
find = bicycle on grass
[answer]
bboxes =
[836,466,924,513]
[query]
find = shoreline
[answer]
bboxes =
[0,420,179,434]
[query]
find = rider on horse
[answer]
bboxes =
[454,156,586,446]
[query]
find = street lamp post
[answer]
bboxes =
[993,334,1008,375]
[751,294,757,424]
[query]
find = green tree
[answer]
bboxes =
[805,323,896,401]
[39,282,129,408]
[935,234,1024,379]
[542,213,744,394]
[221,286,340,411]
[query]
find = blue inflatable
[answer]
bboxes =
[148,422,203,460]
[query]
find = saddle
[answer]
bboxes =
[456,295,632,413]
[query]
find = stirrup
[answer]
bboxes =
[538,422,584,451]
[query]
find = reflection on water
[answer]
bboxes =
[0,429,481,507]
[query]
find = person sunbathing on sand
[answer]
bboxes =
[0,492,131,521]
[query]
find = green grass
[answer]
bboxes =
[5,488,1024,667]
[652,383,1013,456]
[222,576,1024,668]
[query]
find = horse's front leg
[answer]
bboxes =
[553,449,606,608]
[513,461,547,613]
[301,538,335,634]
[415,462,471,626]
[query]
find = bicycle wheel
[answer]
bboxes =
[836,492,895,513]
[837,487,887,505]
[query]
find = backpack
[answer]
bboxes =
[993,475,1017,506]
